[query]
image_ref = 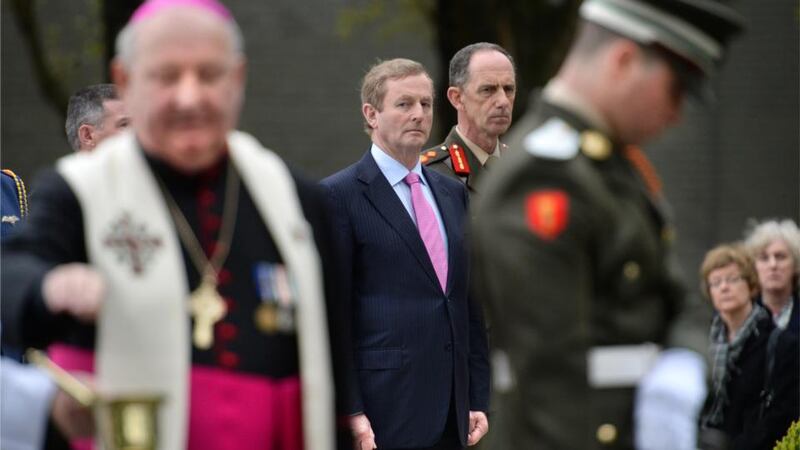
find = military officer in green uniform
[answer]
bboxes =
[422,42,516,195]
[471,1,744,449]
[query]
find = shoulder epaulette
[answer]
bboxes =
[523,118,580,161]
[420,145,450,165]
[2,169,28,217]
[421,143,472,176]
[446,144,471,175]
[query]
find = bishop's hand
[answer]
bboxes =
[42,263,106,322]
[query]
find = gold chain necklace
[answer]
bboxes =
[155,161,240,349]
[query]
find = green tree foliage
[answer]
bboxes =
[773,419,800,450]
[8,0,140,120]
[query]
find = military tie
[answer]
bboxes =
[483,155,498,170]
[404,172,448,291]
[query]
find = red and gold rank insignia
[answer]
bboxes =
[525,190,569,240]
[419,150,438,165]
[448,144,471,176]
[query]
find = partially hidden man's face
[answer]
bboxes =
[79,99,130,152]
[366,74,434,156]
[94,99,130,142]
[114,7,245,172]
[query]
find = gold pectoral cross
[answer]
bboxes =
[189,277,226,349]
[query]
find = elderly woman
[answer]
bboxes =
[744,219,800,335]
[699,244,798,449]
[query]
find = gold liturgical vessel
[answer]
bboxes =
[27,349,163,450]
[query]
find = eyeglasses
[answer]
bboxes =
[708,274,744,289]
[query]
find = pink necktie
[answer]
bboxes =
[404,172,448,291]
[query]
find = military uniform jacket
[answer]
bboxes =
[422,127,488,195]
[471,99,710,449]
[1,169,27,238]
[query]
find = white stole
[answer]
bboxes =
[57,130,333,450]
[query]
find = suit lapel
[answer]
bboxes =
[357,152,442,290]
[424,167,459,294]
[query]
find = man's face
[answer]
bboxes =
[613,50,684,144]
[94,99,130,143]
[114,8,245,172]
[451,50,516,142]
[366,74,433,157]
[78,99,130,151]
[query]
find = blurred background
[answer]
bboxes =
[2,0,798,289]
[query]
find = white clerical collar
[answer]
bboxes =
[543,79,612,134]
[454,127,501,165]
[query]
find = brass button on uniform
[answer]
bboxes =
[596,423,617,445]
[623,261,640,281]
[580,130,612,160]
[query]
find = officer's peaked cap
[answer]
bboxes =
[580,0,745,76]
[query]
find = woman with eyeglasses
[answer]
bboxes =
[744,219,800,336]
[698,244,798,449]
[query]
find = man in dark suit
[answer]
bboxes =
[322,58,490,450]
[421,43,516,196]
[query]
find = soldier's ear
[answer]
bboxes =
[446,86,462,110]
[605,39,640,82]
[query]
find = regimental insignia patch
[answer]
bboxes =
[525,190,569,240]
[103,212,163,275]
[448,144,471,176]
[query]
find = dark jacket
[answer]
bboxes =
[321,151,490,449]
[756,293,799,336]
[704,314,799,449]
[1,153,354,449]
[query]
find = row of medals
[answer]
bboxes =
[254,301,295,334]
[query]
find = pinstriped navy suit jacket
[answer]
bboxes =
[322,151,490,449]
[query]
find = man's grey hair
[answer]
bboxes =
[114,10,244,68]
[65,84,118,151]
[449,42,515,88]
